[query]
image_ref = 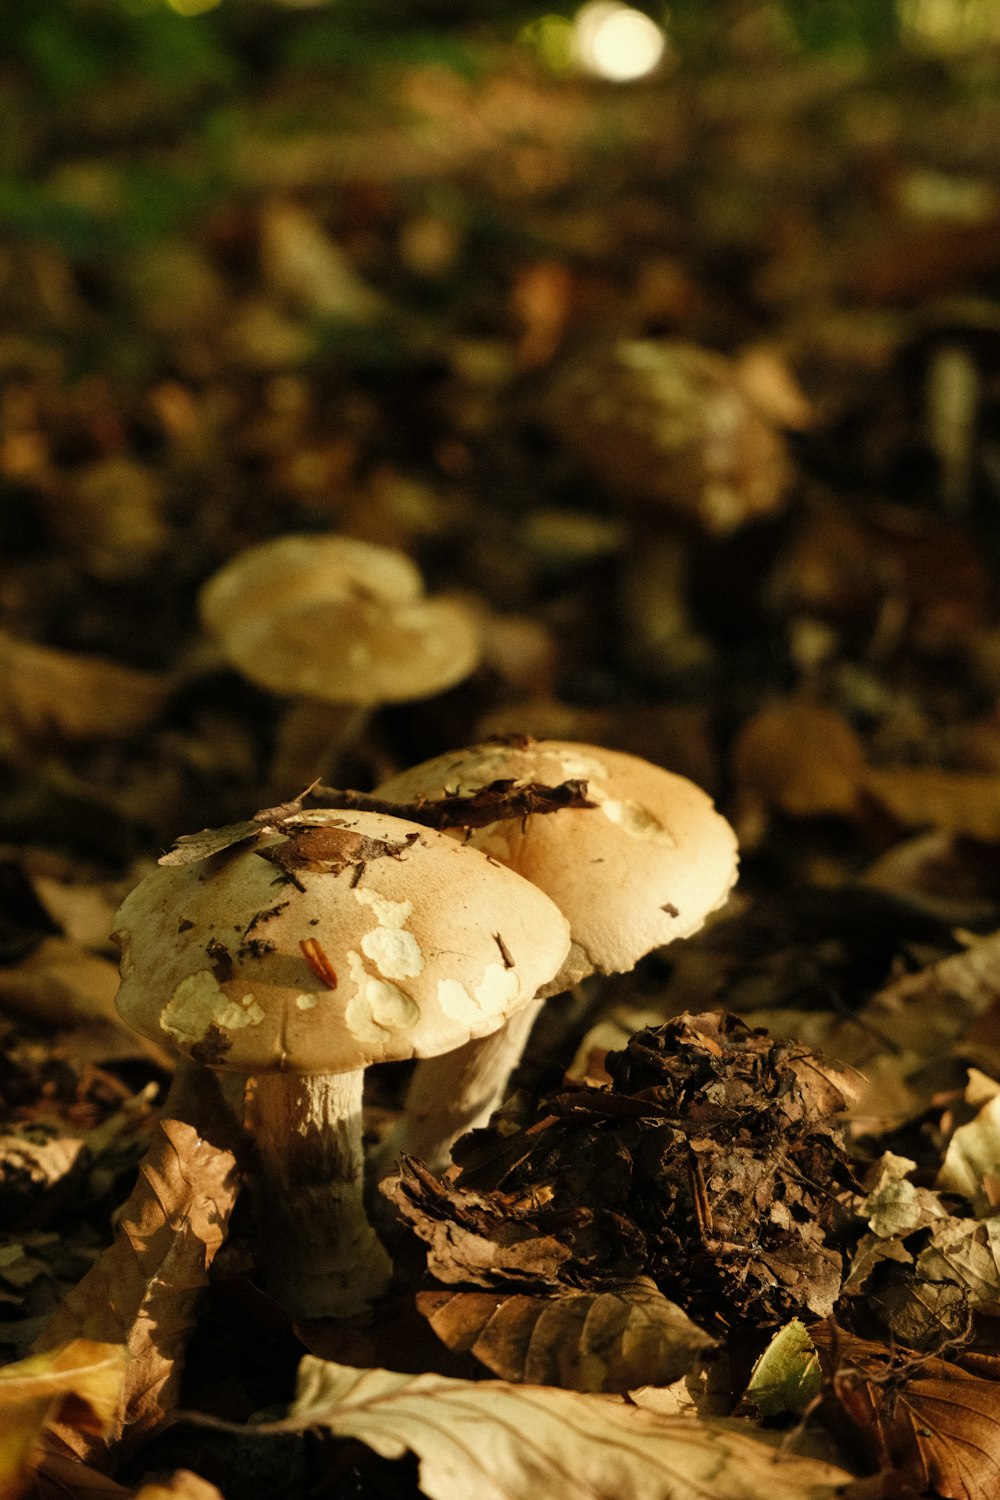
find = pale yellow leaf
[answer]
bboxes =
[281,1357,852,1500]
[938,1093,1000,1215]
[0,1340,127,1500]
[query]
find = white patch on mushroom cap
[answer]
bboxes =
[160,969,265,1044]
[551,750,607,781]
[345,950,420,1042]
[437,977,475,1023]
[434,962,522,1025]
[353,886,424,980]
[473,962,520,1016]
[295,992,319,1010]
[595,797,676,844]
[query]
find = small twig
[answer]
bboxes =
[308,778,596,830]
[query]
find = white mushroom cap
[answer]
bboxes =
[377,740,739,990]
[198,534,480,704]
[113,809,570,1073]
[199,534,423,639]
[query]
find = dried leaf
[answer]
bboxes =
[157,791,315,867]
[34,1121,239,1456]
[417,1280,715,1392]
[938,1092,1000,1215]
[745,1321,822,1418]
[131,1472,224,1500]
[731,700,865,826]
[0,1340,127,1500]
[31,1451,130,1500]
[31,1456,223,1500]
[860,1153,949,1238]
[385,1156,574,1290]
[0,1127,89,1233]
[157,820,271,868]
[0,630,168,745]
[260,200,385,322]
[277,1356,852,1500]
[863,767,1000,842]
[916,1216,1000,1312]
[815,1324,1000,1500]
[0,938,122,1031]
[256,823,419,880]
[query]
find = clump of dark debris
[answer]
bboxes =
[389,1011,861,1330]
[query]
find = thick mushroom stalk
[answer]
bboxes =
[374,740,739,1176]
[378,1002,541,1172]
[252,1070,391,1318]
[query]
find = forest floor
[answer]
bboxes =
[5,8,1000,1497]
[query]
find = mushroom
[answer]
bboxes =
[198,534,481,793]
[543,340,792,535]
[111,807,570,1318]
[373,740,739,1172]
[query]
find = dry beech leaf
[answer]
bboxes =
[131,1472,225,1500]
[938,1092,1000,1215]
[0,937,121,1030]
[858,1152,948,1239]
[863,932,1000,1067]
[34,1120,239,1457]
[260,200,385,323]
[416,1281,715,1393]
[0,1339,127,1500]
[31,1451,130,1500]
[0,1126,89,1233]
[862,766,1000,842]
[814,1324,1000,1500]
[0,629,169,745]
[31,1456,223,1500]
[276,1356,852,1500]
[731,699,865,829]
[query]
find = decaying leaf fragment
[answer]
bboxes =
[34,1120,239,1456]
[255,822,420,880]
[416,1278,715,1393]
[0,1339,127,1500]
[841,1151,1000,1347]
[275,1355,852,1500]
[814,1322,1000,1500]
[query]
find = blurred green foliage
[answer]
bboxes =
[0,0,991,262]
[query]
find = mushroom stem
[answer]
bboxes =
[269,700,370,798]
[373,999,543,1178]
[251,1069,392,1318]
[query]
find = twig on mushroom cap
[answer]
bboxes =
[114,808,571,1319]
[157,777,596,867]
[372,740,739,1176]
